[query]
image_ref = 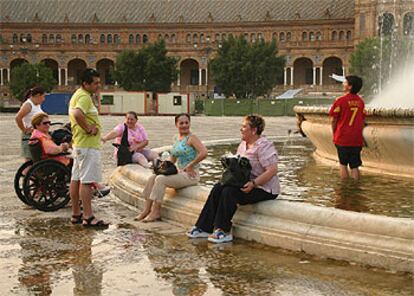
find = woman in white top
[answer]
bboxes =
[15,86,46,161]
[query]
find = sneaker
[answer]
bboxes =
[208,229,233,244]
[186,226,210,239]
[95,185,111,198]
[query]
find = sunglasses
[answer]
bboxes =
[41,121,51,125]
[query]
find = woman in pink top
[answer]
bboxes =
[187,115,280,244]
[102,111,158,168]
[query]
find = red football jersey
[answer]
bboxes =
[329,93,365,146]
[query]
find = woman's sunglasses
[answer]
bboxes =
[41,121,51,125]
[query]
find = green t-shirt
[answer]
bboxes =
[69,88,101,148]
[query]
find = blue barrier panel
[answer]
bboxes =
[42,93,72,115]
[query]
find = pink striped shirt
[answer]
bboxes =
[237,136,280,194]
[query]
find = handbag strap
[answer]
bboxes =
[121,123,129,147]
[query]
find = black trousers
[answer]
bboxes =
[195,183,278,233]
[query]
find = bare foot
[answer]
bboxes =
[142,215,162,223]
[134,211,150,221]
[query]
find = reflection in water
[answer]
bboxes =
[15,218,102,295]
[200,137,414,218]
[141,234,414,296]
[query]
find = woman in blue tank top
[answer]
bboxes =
[135,113,208,222]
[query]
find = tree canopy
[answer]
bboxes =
[350,37,414,95]
[10,63,56,101]
[113,40,178,93]
[209,36,285,98]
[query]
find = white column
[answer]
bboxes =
[0,68,3,86]
[290,67,294,86]
[320,67,323,86]
[313,67,316,85]
[205,67,208,86]
[64,68,68,86]
[7,68,10,83]
[58,68,62,86]
[198,68,202,86]
[283,67,287,85]
[342,66,346,76]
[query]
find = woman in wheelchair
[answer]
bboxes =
[30,113,71,165]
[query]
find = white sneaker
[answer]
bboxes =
[186,226,210,239]
[207,229,233,244]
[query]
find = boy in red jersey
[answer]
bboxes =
[329,75,365,180]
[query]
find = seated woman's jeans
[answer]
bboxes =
[195,183,278,233]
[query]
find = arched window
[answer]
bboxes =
[107,34,112,44]
[78,34,83,43]
[85,34,91,44]
[244,33,249,41]
[346,31,352,40]
[403,12,414,36]
[331,31,337,40]
[309,32,315,41]
[186,33,192,43]
[136,34,141,43]
[71,34,77,44]
[114,34,120,44]
[49,34,55,44]
[100,34,105,44]
[339,31,345,40]
[200,33,205,44]
[250,33,256,43]
[215,33,220,42]
[221,33,227,41]
[20,33,25,43]
[193,33,198,44]
[286,32,292,41]
[43,34,49,44]
[13,33,18,44]
[302,32,307,41]
[279,32,285,42]
[272,32,277,40]
[228,33,233,39]
[129,34,134,44]
[56,34,62,43]
[378,13,395,36]
[143,34,148,43]
[257,33,263,41]
[316,32,322,41]
[164,34,169,43]
[158,34,163,40]
[171,34,176,43]
[26,34,32,43]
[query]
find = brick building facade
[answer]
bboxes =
[0,0,413,99]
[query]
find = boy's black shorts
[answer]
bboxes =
[335,145,362,169]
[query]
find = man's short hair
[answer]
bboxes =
[345,75,363,94]
[81,68,100,85]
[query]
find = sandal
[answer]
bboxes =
[71,214,83,224]
[82,216,109,229]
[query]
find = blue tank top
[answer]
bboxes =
[171,135,198,169]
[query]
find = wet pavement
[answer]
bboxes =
[0,113,413,296]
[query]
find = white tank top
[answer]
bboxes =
[22,98,43,128]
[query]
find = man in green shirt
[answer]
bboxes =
[69,68,108,228]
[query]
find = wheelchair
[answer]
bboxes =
[14,123,72,212]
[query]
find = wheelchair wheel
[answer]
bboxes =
[14,160,34,205]
[23,160,71,212]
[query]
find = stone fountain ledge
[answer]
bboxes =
[294,106,414,178]
[110,139,414,273]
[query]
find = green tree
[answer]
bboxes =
[113,40,178,92]
[350,37,414,95]
[10,63,56,101]
[209,36,285,98]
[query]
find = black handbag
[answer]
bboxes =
[113,124,133,166]
[153,159,178,176]
[220,155,252,188]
